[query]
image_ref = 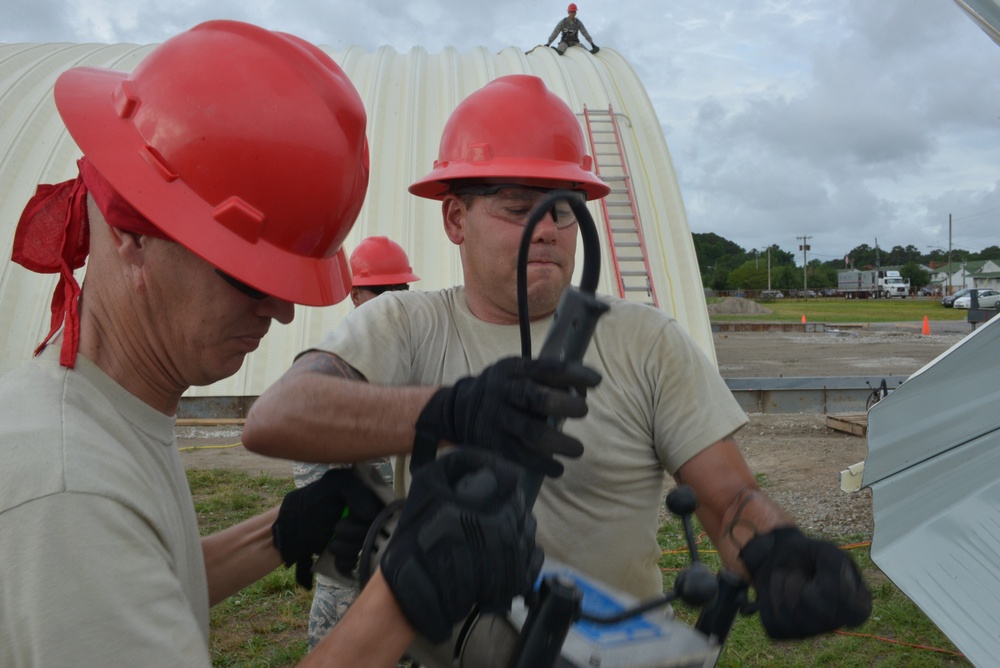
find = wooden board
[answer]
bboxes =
[826,412,867,437]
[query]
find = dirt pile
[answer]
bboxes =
[707,297,772,316]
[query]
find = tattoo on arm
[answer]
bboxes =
[723,489,764,551]
[297,351,367,382]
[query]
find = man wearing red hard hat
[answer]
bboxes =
[546,3,599,54]
[245,72,872,657]
[0,21,542,667]
[294,235,420,652]
[349,235,422,307]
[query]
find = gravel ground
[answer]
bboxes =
[711,320,974,539]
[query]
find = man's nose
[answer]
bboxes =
[257,296,295,324]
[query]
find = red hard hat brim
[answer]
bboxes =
[55,66,352,306]
[408,159,611,201]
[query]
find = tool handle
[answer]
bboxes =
[524,288,609,506]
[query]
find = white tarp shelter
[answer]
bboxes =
[1,41,711,399]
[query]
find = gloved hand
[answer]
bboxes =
[740,527,872,639]
[272,468,385,589]
[413,356,601,477]
[381,449,544,643]
[589,44,600,54]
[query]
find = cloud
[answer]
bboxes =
[3,0,999,260]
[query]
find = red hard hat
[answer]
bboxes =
[408,75,609,201]
[568,3,578,12]
[350,236,420,286]
[54,20,369,306]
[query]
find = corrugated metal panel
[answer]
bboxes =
[953,0,1000,45]
[0,41,711,398]
[863,315,1000,666]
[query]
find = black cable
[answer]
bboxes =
[517,191,601,358]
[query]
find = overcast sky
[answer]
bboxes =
[6,0,1000,264]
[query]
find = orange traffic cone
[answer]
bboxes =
[801,314,807,324]
[922,315,931,336]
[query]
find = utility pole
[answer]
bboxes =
[767,248,772,291]
[797,235,811,295]
[948,213,953,296]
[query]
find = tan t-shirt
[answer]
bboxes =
[313,287,747,598]
[0,346,210,667]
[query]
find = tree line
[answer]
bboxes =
[692,232,1000,292]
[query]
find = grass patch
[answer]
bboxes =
[192,470,970,667]
[710,297,967,323]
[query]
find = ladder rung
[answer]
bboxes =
[617,255,645,262]
[620,270,649,276]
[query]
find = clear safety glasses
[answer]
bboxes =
[455,184,586,229]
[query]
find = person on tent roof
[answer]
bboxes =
[546,3,599,54]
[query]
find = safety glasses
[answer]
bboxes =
[216,269,268,300]
[454,184,586,229]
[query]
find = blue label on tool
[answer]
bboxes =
[543,569,666,645]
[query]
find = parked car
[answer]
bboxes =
[953,289,1000,310]
[942,287,976,308]
[761,290,784,299]
[917,287,936,297]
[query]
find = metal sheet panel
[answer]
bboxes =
[953,0,1000,45]
[864,315,1000,665]
[0,42,710,397]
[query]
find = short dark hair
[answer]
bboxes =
[359,284,410,296]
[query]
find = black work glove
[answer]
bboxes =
[740,527,872,639]
[414,356,601,477]
[589,44,600,54]
[381,449,544,643]
[272,468,385,589]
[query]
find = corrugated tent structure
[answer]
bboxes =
[0,41,711,400]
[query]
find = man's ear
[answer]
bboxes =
[350,286,363,308]
[442,195,466,246]
[106,226,146,267]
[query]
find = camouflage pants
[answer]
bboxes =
[293,458,395,651]
[553,38,579,54]
[307,577,360,650]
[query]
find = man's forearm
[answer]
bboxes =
[243,351,436,463]
[202,507,282,606]
[301,568,415,667]
[675,439,795,577]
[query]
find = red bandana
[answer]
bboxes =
[11,157,169,368]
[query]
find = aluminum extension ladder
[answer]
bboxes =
[582,105,659,307]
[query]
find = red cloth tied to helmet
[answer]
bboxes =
[11,157,169,368]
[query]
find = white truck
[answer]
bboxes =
[837,269,910,299]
